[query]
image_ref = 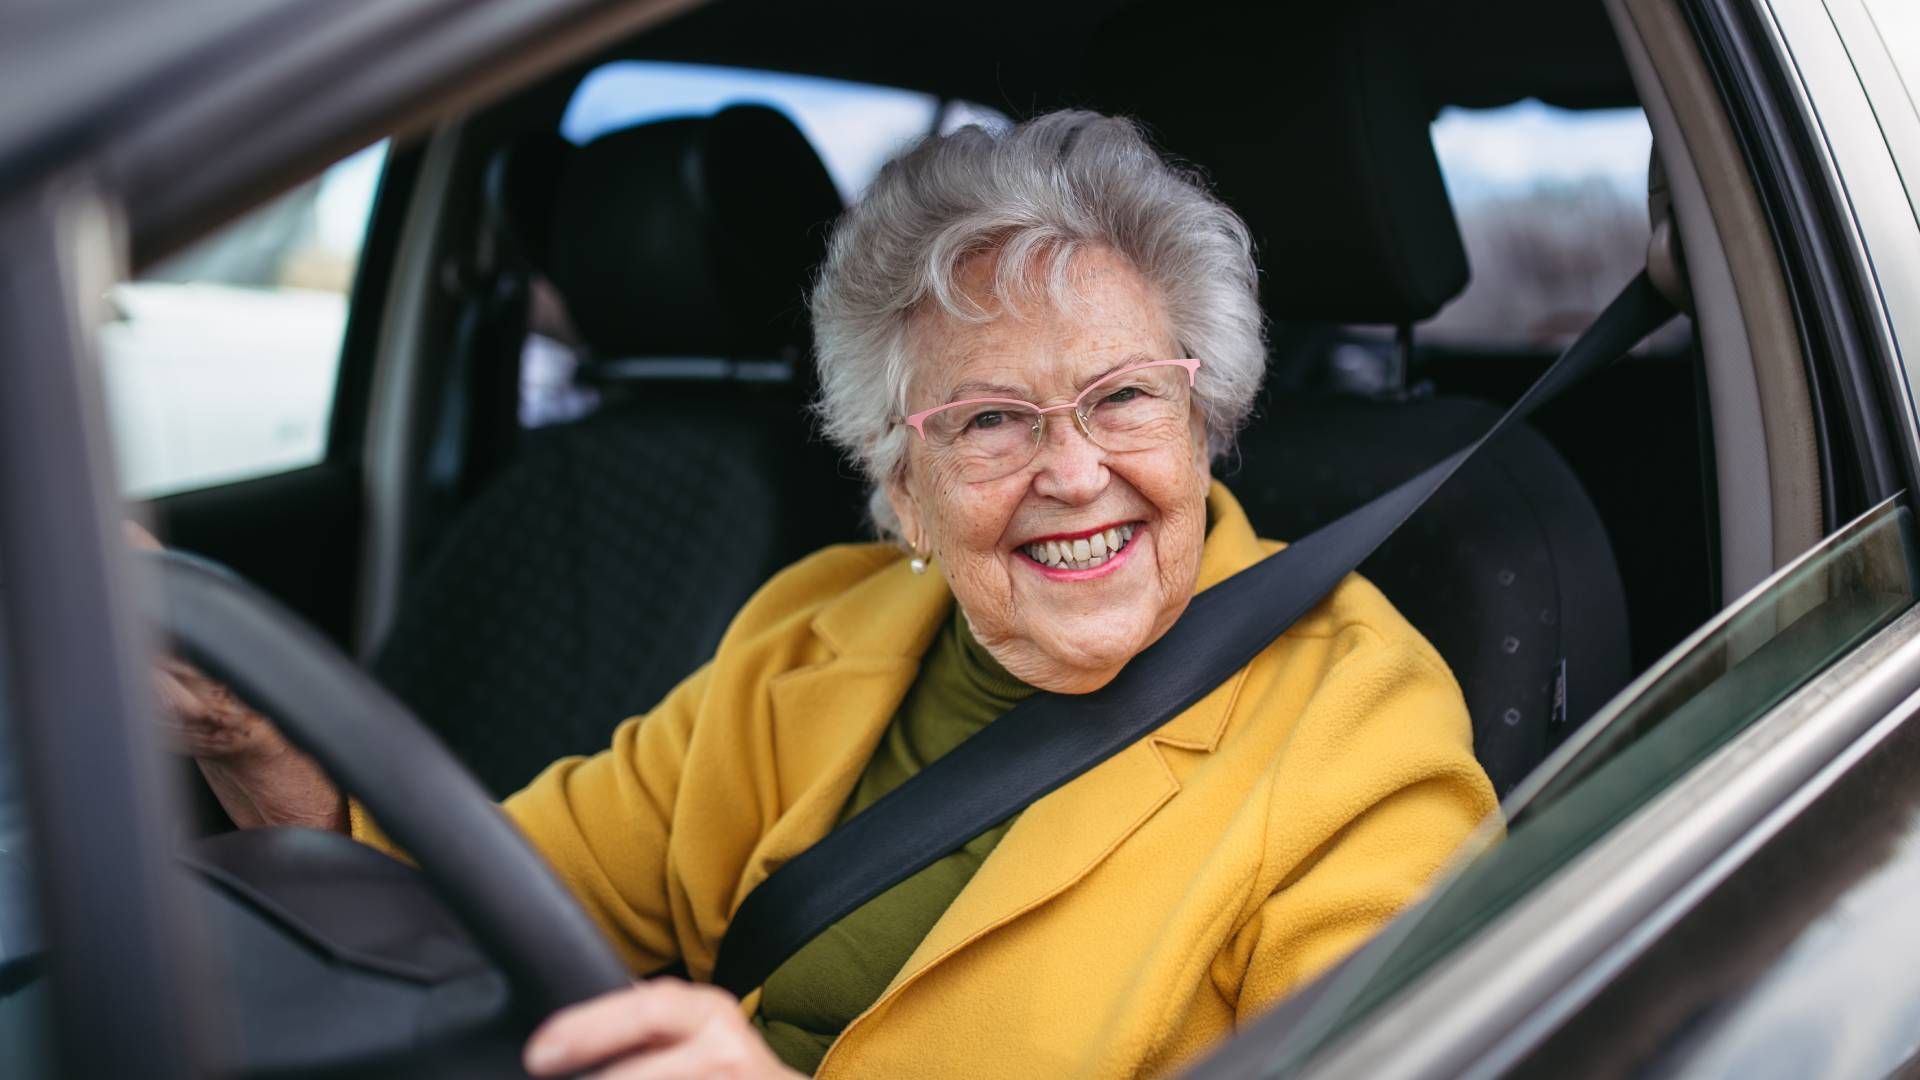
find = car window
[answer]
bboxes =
[1420,100,1687,353]
[523,62,1010,429]
[1261,495,1920,1074]
[0,619,52,1077]
[561,61,1008,200]
[100,141,389,498]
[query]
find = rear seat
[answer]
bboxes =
[373,105,864,796]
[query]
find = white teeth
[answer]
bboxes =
[1023,523,1140,569]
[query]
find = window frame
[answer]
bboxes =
[1251,514,1920,1077]
[99,141,398,500]
[0,179,210,1078]
[1686,0,1912,528]
[329,141,422,470]
[1514,677,1920,1076]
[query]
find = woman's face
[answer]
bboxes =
[889,247,1212,694]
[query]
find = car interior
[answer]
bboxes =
[160,0,1747,806]
[14,0,1906,1074]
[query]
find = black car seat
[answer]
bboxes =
[372,105,864,797]
[1091,1,1632,795]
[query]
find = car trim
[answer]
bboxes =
[354,124,468,658]
[329,142,424,467]
[1607,0,1784,599]
[1694,0,1916,521]
[1765,0,1920,509]
[0,178,210,1077]
[1296,507,1920,1078]
[114,0,710,269]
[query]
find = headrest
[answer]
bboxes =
[509,104,843,357]
[1088,1,1470,325]
[484,130,569,265]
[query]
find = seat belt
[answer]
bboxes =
[711,272,1676,998]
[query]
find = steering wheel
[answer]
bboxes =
[141,548,632,1015]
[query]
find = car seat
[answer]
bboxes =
[372,105,864,796]
[1091,1,1633,795]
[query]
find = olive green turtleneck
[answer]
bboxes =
[751,603,1037,1075]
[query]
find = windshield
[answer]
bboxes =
[1257,496,1920,1075]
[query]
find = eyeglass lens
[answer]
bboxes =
[921,363,1194,481]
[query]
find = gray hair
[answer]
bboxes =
[809,109,1267,539]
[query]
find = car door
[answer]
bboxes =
[1192,492,1920,1077]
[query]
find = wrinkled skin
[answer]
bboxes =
[888,246,1212,694]
[128,522,342,831]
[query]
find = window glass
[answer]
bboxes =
[563,61,1007,201]
[100,141,388,498]
[1260,496,1920,1074]
[1423,101,1676,352]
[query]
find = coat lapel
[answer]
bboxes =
[747,484,1272,987]
[865,483,1271,999]
[737,554,955,906]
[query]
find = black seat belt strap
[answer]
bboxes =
[711,273,1676,998]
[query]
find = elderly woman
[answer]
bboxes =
[164,110,1496,1078]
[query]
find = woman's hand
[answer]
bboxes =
[154,654,346,831]
[524,979,802,1080]
[153,654,282,761]
[130,522,346,832]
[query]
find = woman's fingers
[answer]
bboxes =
[523,979,798,1079]
[524,979,735,1076]
[586,1033,764,1080]
[151,666,210,752]
[152,657,277,760]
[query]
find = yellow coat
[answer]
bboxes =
[356,482,1497,1077]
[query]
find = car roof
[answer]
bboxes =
[0,0,702,267]
[612,0,1637,113]
[0,0,310,182]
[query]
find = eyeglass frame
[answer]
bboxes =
[894,359,1203,462]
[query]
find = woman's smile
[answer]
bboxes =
[1013,519,1145,580]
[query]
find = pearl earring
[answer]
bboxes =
[909,535,929,575]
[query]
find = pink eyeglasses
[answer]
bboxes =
[897,358,1201,482]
